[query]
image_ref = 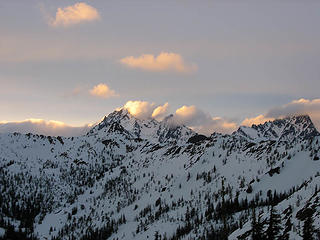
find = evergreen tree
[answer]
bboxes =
[282,230,290,240]
[265,206,282,240]
[251,208,257,237]
[154,230,160,240]
[252,208,265,240]
[282,216,292,240]
[303,215,314,240]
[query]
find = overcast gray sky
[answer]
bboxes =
[1,0,320,135]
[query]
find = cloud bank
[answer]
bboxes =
[120,52,197,73]
[121,101,236,135]
[123,101,170,120]
[174,105,237,135]
[120,98,320,135]
[89,83,118,99]
[50,2,100,27]
[0,119,91,137]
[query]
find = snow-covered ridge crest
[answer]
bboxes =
[87,108,196,144]
[234,114,319,143]
[89,110,319,144]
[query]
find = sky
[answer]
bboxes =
[1,0,320,136]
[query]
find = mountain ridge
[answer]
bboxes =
[0,112,319,240]
[89,109,319,144]
[234,114,319,143]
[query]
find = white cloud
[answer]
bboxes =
[89,84,118,99]
[123,101,156,119]
[152,103,170,121]
[121,101,236,135]
[122,101,170,121]
[173,105,237,135]
[50,2,100,27]
[120,52,197,73]
[0,119,92,137]
[174,105,208,126]
[191,117,237,136]
[266,98,320,118]
[241,114,274,127]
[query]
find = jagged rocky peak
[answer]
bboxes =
[88,108,152,137]
[86,108,131,135]
[235,114,319,142]
[98,108,131,128]
[88,108,196,143]
[278,115,319,141]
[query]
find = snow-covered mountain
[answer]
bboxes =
[0,111,320,240]
[234,115,319,143]
[88,109,195,144]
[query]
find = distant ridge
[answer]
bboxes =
[234,115,319,142]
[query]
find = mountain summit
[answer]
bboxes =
[87,108,195,143]
[234,115,319,142]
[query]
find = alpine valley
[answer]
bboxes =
[1,109,320,240]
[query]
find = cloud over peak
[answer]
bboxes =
[120,52,197,73]
[89,84,118,99]
[241,115,274,127]
[3,99,319,138]
[123,101,170,121]
[241,98,320,130]
[174,105,237,135]
[121,98,320,136]
[50,2,100,27]
[266,98,320,119]
[120,101,236,135]
[152,103,170,120]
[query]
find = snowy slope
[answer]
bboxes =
[0,111,320,240]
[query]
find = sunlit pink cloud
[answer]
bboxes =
[0,119,92,137]
[120,52,197,73]
[89,83,119,99]
[49,2,100,27]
